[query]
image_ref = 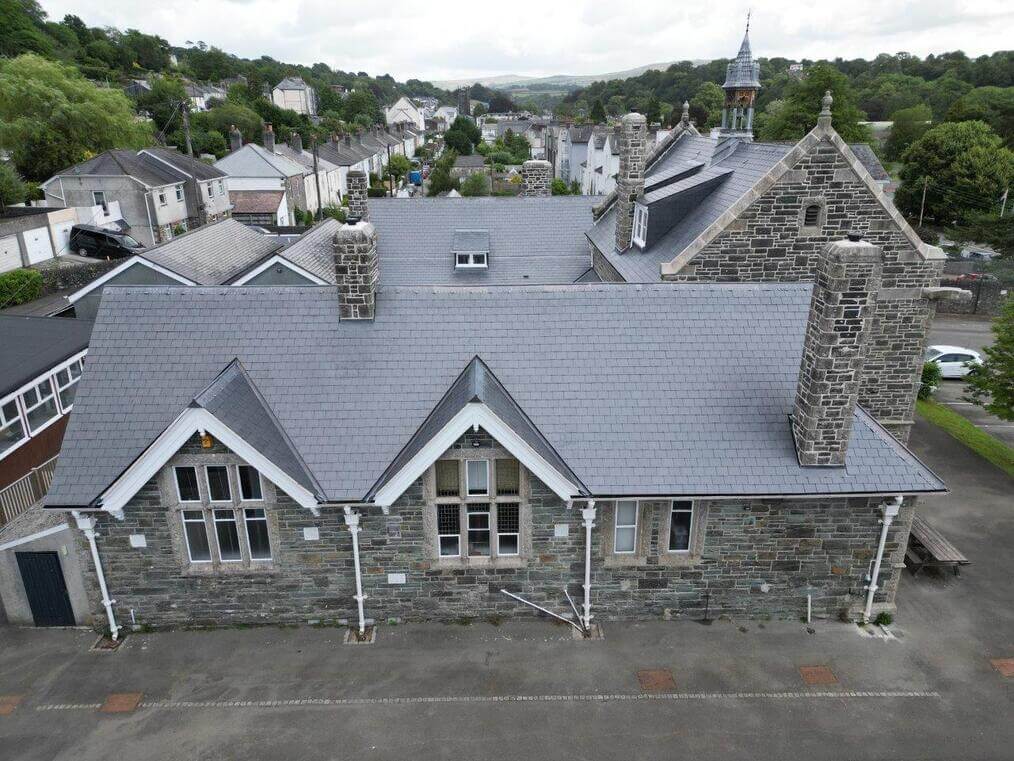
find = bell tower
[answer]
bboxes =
[720,14,762,138]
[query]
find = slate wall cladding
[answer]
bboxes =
[77,435,906,629]
[661,140,943,443]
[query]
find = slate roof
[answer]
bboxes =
[192,360,324,497]
[454,155,487,169]
[723,30,761,89]
[587,135,794,281]
[46,283,944,508]
[849,144,890,182]
[275,76,310,90]
[451,229,490,253]
[141,219,282,284]
[0,316,93,397]
[271,198,601,286]
[52,150,186,188]
[140,148,228,181]
[213,144,306,178]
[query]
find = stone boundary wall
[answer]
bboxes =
[936,278,1009,316]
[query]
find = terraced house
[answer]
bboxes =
[35,33,955,639]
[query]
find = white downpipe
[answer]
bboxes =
[863,496,903,623]
[581,502,596,631]
[344,506,367,634]
[72,511,119,640]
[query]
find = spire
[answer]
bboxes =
[720,16,761,138]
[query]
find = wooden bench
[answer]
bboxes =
[906,515,970,576]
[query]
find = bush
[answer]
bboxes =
[919,361,942,400]
[367,186,388,198]
[873,611,893,626]
[322,206,346,223]
[0,268,43,308]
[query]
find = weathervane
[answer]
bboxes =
[746,9,751,34]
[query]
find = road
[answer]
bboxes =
[928,313,1014,447]
[0,417,1012,760]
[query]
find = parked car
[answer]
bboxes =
[68,224,144,259]
[925,345,983,378]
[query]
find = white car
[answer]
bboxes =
[925,345,983,378]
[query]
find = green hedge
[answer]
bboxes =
[0,268,43,308]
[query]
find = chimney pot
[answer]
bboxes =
[262,122,275,153]
[228,124,242,152]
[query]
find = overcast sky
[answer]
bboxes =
[40,0,1012,82]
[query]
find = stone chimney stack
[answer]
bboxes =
[519,160,551,197]
[792,235,882,466]
[346,170,369,222]
[263,123,275,153]
[614,112,648,252]
[229,124,242,152]
[289,131,303,154]
[333,219,379,320]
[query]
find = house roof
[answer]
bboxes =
[849,144,891,182]
[46,283,944,509]
[454,155,487,169]
[213,144,305,179]
[271,197,601,286]
[275,76,310,91]
[52,150,187,188]
[723,30,761,89]
[230,191,286,216]
[451,229,490,253]
[141,218,282,283]
[0,316,92,397]
[140,147,228,181]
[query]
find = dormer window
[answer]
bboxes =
[456,251,487,268]
[632,204,648,248]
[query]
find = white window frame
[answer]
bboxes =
[217,180,225,195]
[92,191,107,212]
[182,510,212,563]
[243,507,272,561]
[465,459,489,496]
[206,183,214,199]
[175,185,184,202]
[20,377,60,436]
[173,465,202,503]
[0,397,27,460]
[454,251,488,269]
[466,503,492,557]
[236,465,264,502]
[613,500,639,554]
[667,500,695,554]
[212,508,243,562]
[158,190,167,206]
[54,358,83,412]
[204,465,233,503]
[632,204,648,248]
[437,503,461,558]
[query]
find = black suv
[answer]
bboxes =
[68,225,145,259]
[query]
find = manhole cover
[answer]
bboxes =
[637,669,676,692]
[100,692,143,713]
[799,666,837,685]
[991,658,1014,677]
[0,696,23,716]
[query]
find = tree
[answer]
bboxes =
[387,153,411,184]
[946,87,1014,148]
[964,298,1014,420]
[643,95,661,125]
[0,0,54,57]
[895,121,1014,225]
[884,104,932,161]
[0,54,151,181]
[757,63,872,143]
[551,178,571,195]
[194,101,262,143]
[689,82,724,129]
[449,116,481,145]
[0,163,27,207]
[460,172,490,197]
[443,128,472,155]
[134,77,188,134]
[590,99,607,124]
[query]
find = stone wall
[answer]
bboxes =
[936,277,1009,316]
[76,434,907,630]
[662,138,943,442]
[333,220,378,319]
[519,160,551,197]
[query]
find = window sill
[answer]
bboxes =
[656,552,701,568]
[433,556,526,570]
[182,561,277,577]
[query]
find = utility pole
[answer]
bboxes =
[918,176,929,227]
[311,136,323,221]
[181,101,194,158]
[386,144,393,197]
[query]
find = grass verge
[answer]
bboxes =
[916,399,1014,478]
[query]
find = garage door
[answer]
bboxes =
[0,235,20,273]
[23,227,54,265]
[51,221,75,257]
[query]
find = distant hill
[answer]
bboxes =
[435,61,707,91]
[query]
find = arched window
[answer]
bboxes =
[803,203,821,227]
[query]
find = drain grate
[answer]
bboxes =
[991,658,1014,677]
[637,669,676,692]
[100,692,143,713]
[0,696,23,716]
[344,626,376,645]
[799,666,838,686]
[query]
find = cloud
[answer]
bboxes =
[39,0,1011,82]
